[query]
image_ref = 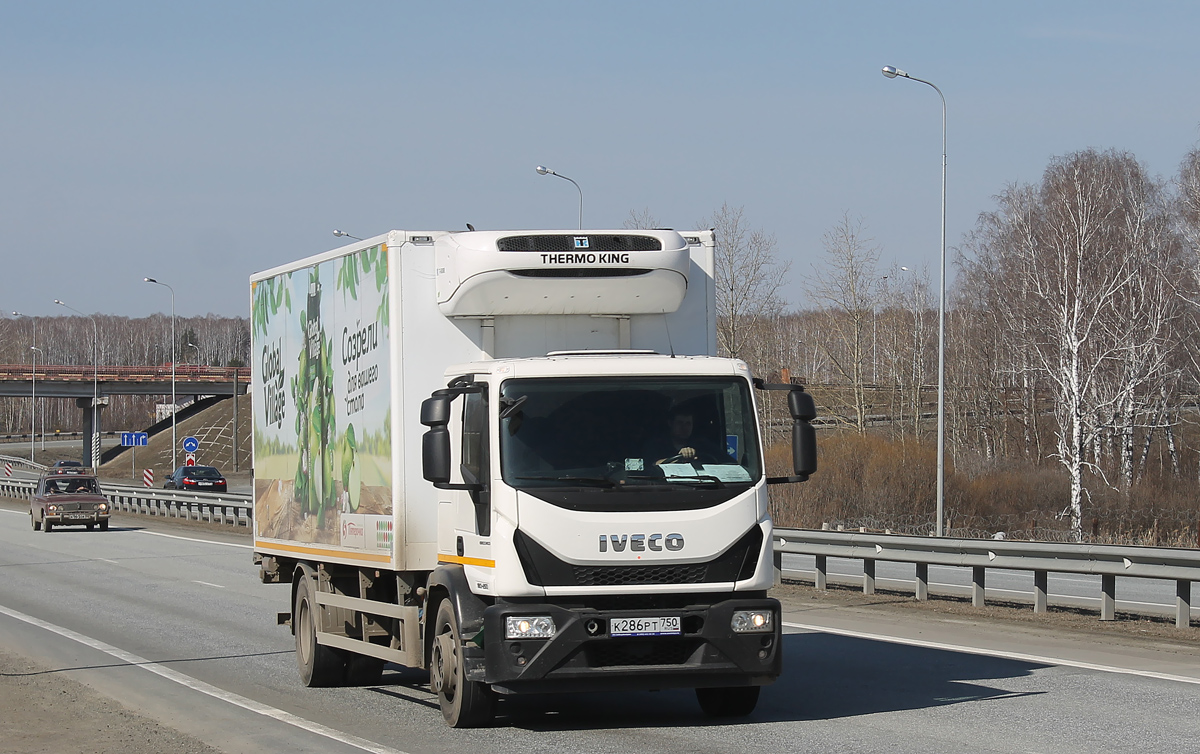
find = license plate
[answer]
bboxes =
[64,512,92,520]
[610,616,681,637]
[197,481,213,486]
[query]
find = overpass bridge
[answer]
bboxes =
[0,364,249,464]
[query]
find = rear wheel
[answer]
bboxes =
[429,600,494,727]
[696,686,760,718]
[294,575,345,687]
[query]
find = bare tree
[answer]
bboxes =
[622,207,660,230]
[805,214,885,432]
[700,203,789,360]
[960,149,1186,540]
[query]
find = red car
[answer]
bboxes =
[30,470,110,532]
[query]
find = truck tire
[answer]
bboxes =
[31,511,40,531]
[294,576,345,687]
[430,600,494,727]
[696,686,760,718]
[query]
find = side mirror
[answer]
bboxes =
[421,394,452,483]
[755,379,818,484]
[788,390,817,477]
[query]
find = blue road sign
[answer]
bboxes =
[182,436,199,453]
[121,432,148,447]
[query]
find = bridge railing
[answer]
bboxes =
[774,528,1199,628]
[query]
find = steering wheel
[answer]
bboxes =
[659,448,722,465]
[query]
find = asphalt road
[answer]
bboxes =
[2,502,1199,753]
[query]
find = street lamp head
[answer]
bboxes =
[882,65,905,79]
[536,165,553,176]
[53,299,65,306]
[143,277,156,284]
[333,230,362,240]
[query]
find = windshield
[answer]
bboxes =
[185,467,223,479]
[499,376,761,491]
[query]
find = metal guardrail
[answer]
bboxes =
[773,528,1199,628]
[0,476,253,528]
[0,454,47,473]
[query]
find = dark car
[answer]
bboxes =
[164,465,228,492]
[51,460,86,474]
[30,471,110,532]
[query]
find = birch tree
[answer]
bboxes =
[700,203,789,360]
[805,214,884,432]
[961,149,1185,540]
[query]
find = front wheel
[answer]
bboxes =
[42,518,52,533]
[99,520,109,531]
[696,686,760,718]
[31,511,40,531]
[294,575,345,687]
[429,600,494,727]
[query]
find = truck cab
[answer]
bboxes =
[420,352,815,724]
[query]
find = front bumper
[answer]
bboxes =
[479,597,781,694]
[46,512,108,525]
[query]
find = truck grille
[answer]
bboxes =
[496,235,662,252]
[571,563,707,587]
[513,527,763,587]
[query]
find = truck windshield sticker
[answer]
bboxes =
[251,244,393,553]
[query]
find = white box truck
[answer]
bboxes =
[250,229,816,727]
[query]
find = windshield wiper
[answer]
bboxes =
[659,473,727,488]
[515,475,618,488]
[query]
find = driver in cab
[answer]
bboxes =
[646,409,710,465]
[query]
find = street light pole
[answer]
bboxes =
[535,165,583,229]
[883,65,948,537]
[144,278,177,470]
[31,347,44,452]
[53,300,100,468]
[12,312,37,462]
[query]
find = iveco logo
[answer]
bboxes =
[599,533,684,553]
[573,236,589,249]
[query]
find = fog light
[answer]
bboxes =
[505,616,556,639]
[731,610,773,633]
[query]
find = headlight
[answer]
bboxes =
[48,505,58,512]
[505,616,556,640]
[731,610,774,633]
[98,503,108,512]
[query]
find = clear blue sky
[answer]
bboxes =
[2,1,1198,318]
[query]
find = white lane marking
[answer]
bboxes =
[136,530,253,549]
[0,603,411,754]
[783,620,1200,686]
[0,508,25,515]
[98,558,119,565]
[193,581,225,589]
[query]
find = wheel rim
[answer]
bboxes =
[297,598,313,666]
[432,630,459,701]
